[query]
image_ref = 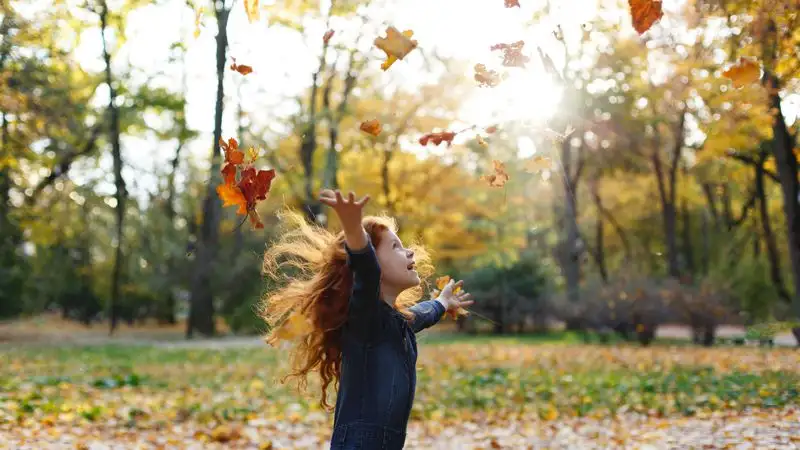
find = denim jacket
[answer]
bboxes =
[329,239,445,450]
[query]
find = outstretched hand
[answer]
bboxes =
[436,279,474,318]
[319,189,371,250]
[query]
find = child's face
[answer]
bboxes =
[375,229,420,291]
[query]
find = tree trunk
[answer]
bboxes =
[99,0,126,335]
[681,196,694,278]
[187,5,229,338]
[755,149,792,304]
[323,49,358,191]
[559,138,582,303]
[590,178,608,282]
[651,113,684,278]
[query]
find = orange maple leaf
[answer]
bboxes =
[323,30,335,44]
[374,27,418,71]
[221,163,237,186]
[474,63,505,87]
[360,119,382,136]
[480,160,510,188]
[722,57,761,88]
[217,183,247,215]
[419,131,456,147]
[230,58,253,75]
[433,275,468,319]
[485,125,498,134]
[628,0,663,34]
[504,0,520,7]
[220,137,245,165]
[490,41,530,68]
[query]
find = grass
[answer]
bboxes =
[2,335,799,430]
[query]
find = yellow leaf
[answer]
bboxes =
[476,135,489,148]
[194,7,203,38]
[272,310,313,342]
[243,0,259,23]
[247,146,260,163]
[523,155,551,173]
[723,57,761,88]
[375,27,417,71]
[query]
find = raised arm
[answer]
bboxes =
[319,190,380,315]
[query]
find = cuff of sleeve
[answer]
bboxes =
[344,238,378,268]
[432,299,447,317]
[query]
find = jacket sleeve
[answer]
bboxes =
[345,238,382,318]
[408,300,446,334]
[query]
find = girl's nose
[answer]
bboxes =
[407,249,414,258]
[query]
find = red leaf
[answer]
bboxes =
[504,0,520,7]
[323,30,334,44]
[419,131,456,147]
[628,0,663,34]
[221,163,237,186]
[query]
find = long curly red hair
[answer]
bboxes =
[258,209,433,409]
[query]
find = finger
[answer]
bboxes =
[458,300,475,308]
[356,195,370,207]
[320,197,337,207]
[347,192,356,204]
[444,279,455,293]
[457,292,472,301]
[454,280,464,289]
[319,189,334,198]
[334,190,344,205]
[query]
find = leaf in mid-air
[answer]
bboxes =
[628,0,663,34]
[360,119,382,136]
[722,57,761,88]
[374,27,418,71]
[480,160,510,188]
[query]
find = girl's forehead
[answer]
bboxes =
[380,229,401,243]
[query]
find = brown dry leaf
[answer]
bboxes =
[474,63,505,87]
[485,125,498,134]
[480,160,510,188]
[504,0,520,7]
[230,58,253,76]
[375,27,418,71]
[360,119,382,136]
[628,0,663,34]
[323,29,335,44]
[490,41,530,68]
[524,155,551,173]
[722,57,761,88]
[243,0,259,23]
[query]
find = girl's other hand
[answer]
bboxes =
[436,279,474,314]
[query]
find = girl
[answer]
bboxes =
[260,189,473,450]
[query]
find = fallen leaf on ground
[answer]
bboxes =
[628,0,663,34]
[722,57,761,88]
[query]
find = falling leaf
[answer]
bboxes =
[722,57,761,88]
[220,138,245,165]
[216,137,276,229]
[476,135,489,148]
[230,58,253,76]
[485,125,498,134]
[243,0,259,23]
[419,131,456,147]
[490,41,530,68]
[322,29,335,45]
[480,160,510,188]
[628,0,663,34]
[374,27,418,71]
[524,155,551,173]
[247,146,260,164]
[360,119,382,136]
[474,63,505,87]
[194,7,203,39]
[504,0,520,7]
[271,310,313,343]
[217,183,247,215]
